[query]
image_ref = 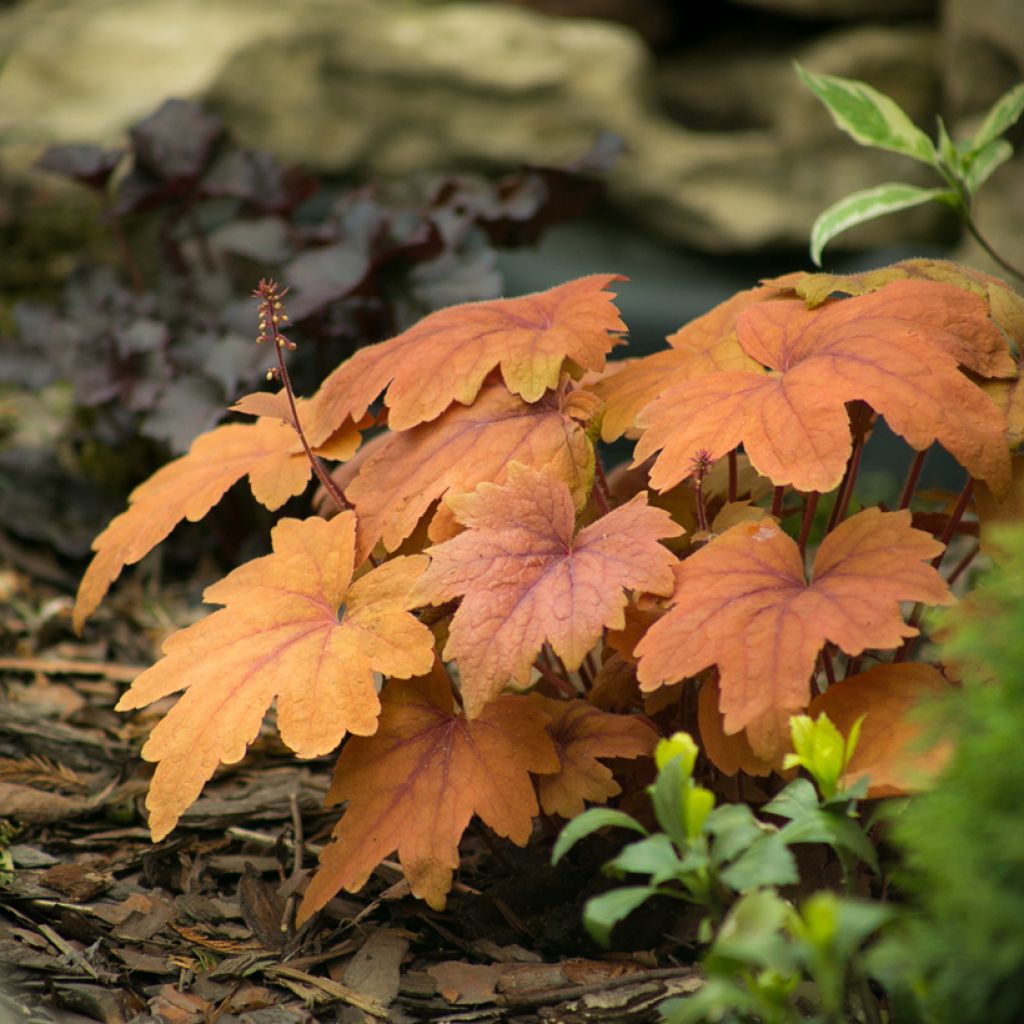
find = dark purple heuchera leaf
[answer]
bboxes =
[201,148,319,215]
[35,144,124,191]
[114,99,226,214]
[130,99,225,182]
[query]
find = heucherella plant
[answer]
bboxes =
[797,64,1024,280]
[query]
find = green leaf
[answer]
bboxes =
[965,138,1014,195]
[604,833,684,885]
[763,778,819,821]
[706,803,766,866]
[795,63,936,164]
[708,890,795,972]
[972,82,1024,151]
[936,116,963,176]
[810,183,956,266]
[719,833,800,893]
[660,978,765,1024]
[583,885,659,946]
[779,809,880,874]
[650,755,689,850]
[551,808,646,866]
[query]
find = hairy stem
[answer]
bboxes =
[797,491,820,557]
[826,438,864,533]
[898,449,928,510]
[255,280,350,516]
[946,540,981,588]
[896,478,974,662]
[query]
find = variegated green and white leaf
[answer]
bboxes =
[810,183,955,266]
[972,82,1024,152]
[965,138,1014,195]
[796,63,936,165]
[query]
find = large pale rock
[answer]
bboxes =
[729,0,935,19]
[0,0,945,253]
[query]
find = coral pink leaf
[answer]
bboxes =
[413,463,682,717]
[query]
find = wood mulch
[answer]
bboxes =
[0,548,701,1024]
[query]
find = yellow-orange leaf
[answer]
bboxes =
[635,280,1013,495]
[413,464,682,717]
[343,381,598,563]
[635,510,954,760]
[532,697,657,818]
[790,258,1024,355]
[74,409,361,630]
[299,667,559,917]
[808,662,953,797]
[307,275,626,441]
[593,284,786,441]
[118,513,434,841]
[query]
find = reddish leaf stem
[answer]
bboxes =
[593,455,612,515]
[103,199,145,295]
[895,478,974,662]
[770,485,785,519]
[728,450,738,503]
[898,449,928,510]
[535,649,578,699]
[826,437,864,533]
[254,280,350,516]
[820,645,836,689]
[797,491,820,557]
[946,540,981,588]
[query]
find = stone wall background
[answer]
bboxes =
[0,0,1020,272]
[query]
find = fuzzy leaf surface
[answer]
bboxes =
[299,667,559,916]
[74,408,361,629]
[413,464,681,716]
[636,510,954,760]
[307,274,625,439]
[342,381,598,562]
[118,514,433,840]
[532,696,658,818]
[809,662,952,796]
[635,280,1013,494]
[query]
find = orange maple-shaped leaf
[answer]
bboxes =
[413,463,682,717]
[299,666,559,917]
[306,275,626,441]
[593,282,792,441]
[342,381,599,563]
[635,280,1014,495]
[74,407,362,630]
[531,696,657,818]
[808,662,952,797]
[635,509,954,760]
[117,513,434,841]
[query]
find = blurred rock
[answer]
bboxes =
[729,0,935,19]
[0,0,1013,262]
[945,0,1024,277]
